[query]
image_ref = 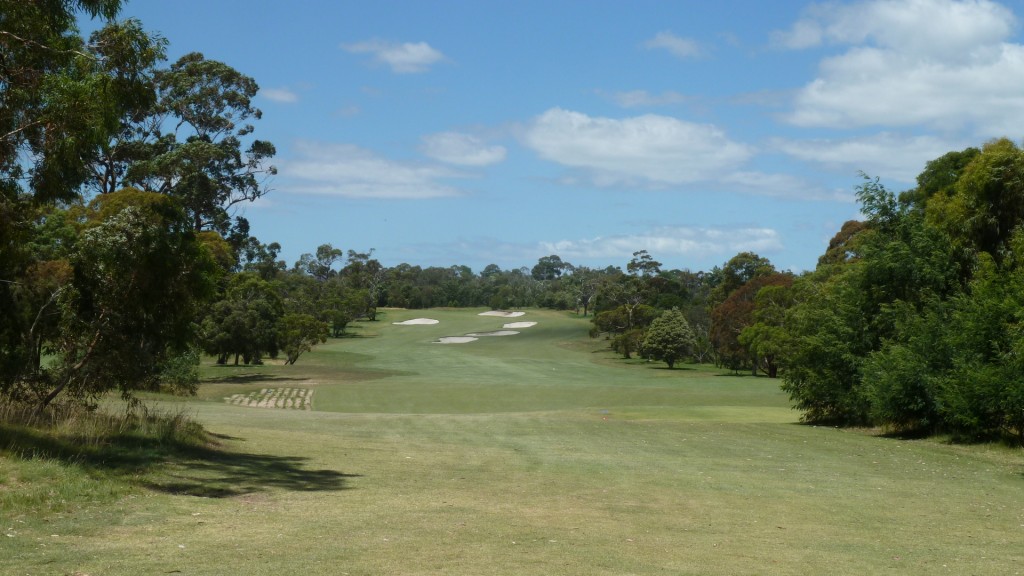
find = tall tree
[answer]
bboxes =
[738,276,796,378]
[627,250,662,277]
[711,273,790,374]
[342,249,385,320]
[124,52,277,232]
[531,254,571,281]
[708,251,775,308]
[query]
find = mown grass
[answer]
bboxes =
[3,308,1023,575]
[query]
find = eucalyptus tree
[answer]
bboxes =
[0,1,202,406]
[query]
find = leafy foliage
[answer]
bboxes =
[641,308,694,369]
[782,141,1024,442]
[277,313,328,365]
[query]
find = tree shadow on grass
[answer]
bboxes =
[142,442,359,497]
[1,423,357,498]
[203,373,311,385]
[334,332,376,339]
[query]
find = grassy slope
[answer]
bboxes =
[3,308,1023,575]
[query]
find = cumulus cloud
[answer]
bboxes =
[280,141,465,199]
[540,227,783,260]
[261,87,299,103]
[773,0,1014,55]
[645,31,702,59]
[420,132,507,166]
[342,39,445,73]
[522,108,752,186]
[777,0,1024,135]
[773,132,963,183]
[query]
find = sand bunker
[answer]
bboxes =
[503,321,537,329]
[478,310,525,318]
[393,318,440,325]
[466,330,520,337]
[436,336,478,344]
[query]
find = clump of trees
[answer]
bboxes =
[0,1,290,411]
[781,141,1024,442]
[573,141,1024,444]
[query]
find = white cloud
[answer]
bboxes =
[522,108,752,186]
[773,132,963,183]
[778,0,1024,135]
[420,132,507,166]
[280,141,465,199]
[608,90,689,108]
[722,171,854,201]
[261,87,299,103]
[645,31,702,59]
[771,17,824,49]
[540,227,783,260]
[774,0,1014,56]
[342,39,445,73]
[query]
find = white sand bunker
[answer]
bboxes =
[466,330,520,337]
[436,336,478,344]
[478,310,525,318]
[225,387,312,410]
[503,321,537,329]
[393,318,440,325]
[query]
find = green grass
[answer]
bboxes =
[3,308,1023,575]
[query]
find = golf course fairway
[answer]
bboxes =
[3,308,1022,575]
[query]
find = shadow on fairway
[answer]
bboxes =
[1,424,357,498]
[334,332,376,339]
[204,373,311,384]
[143,443,360,497]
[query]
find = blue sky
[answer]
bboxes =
[105,0,1024,273]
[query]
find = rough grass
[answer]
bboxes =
[2,308,1023,575]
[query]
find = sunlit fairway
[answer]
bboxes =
[4,308,1023,575]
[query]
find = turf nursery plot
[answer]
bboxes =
[3,308,1023,576]
[224,387,313,409]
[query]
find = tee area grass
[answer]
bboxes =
[3,307,1023,575]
